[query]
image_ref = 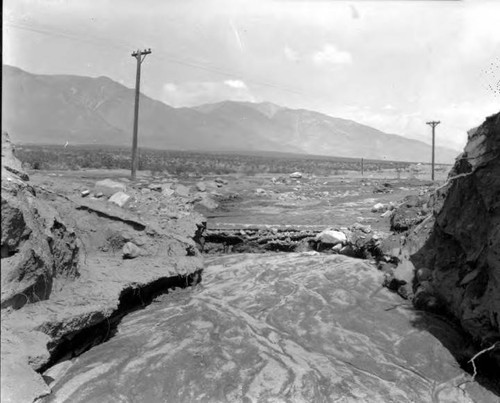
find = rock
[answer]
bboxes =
[394,112,500,369]
[255,188,266,195]
[148,183,162,191]
[416,267,432,282]
[195,182,207,192]
[174,184,190,198]
[1,177,80,310]
[315,229,346,246]
[108,191,131,207]
[350,223,372,233]
[1,132,29,181]
[373,182,393,194]
[390,205,425,232]
[81,190,90,197]
[214,178,228,185]
[195,195,218,211]
[122,242,141,259]
[94,179,127,197]
[380,210,393,218]
[289,171,302,179]
[331,243,343,253]
[371,203,387,213]
[161,187,175,197]
[1,150,206,402]
[339,245,355,257]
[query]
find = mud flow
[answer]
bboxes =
[41,254,497,403]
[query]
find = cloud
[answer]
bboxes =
[162,80,256,107]
[284,45,299,62]
[224,79,247,89]
[313,44,352,66]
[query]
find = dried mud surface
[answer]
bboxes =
[42,254,497,403]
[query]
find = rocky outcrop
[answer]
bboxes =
[1,132,80,310]
[1,131,29,181]
[1,133,206,402]
[393,113,500,372]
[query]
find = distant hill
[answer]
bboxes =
[2,65,459,163]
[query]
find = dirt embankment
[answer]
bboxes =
[389,113,500,383]
[1,132,205,402]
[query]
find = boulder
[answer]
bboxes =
[315,230,346,246]
[289,172,302,179]
[195,182,207,192]
[350,223,372,234]
[161,188,174,197]
[174,184,190,198]
[148,183,162,191]
[371,203,387,213]
[373,182,393,194]
[108,191,131,207]
[161,184,175,197]
[94,179,127,197]
[390,205,425,232]
[214,178,228,185]
[381,210,393,218]
[195,195,219,211]
[122,242,141,259]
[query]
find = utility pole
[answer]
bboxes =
[361,158,364,177]
[426,120,440,181]
[130,48,152,180]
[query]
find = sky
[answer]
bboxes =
[3,0,500,151]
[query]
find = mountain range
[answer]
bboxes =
[2,65,459,163]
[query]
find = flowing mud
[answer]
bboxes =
[41,254,497,403]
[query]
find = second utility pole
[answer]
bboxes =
[131,48,152,180]
[426,120,440,181]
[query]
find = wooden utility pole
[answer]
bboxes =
[426,120,440,181]
[130,48,152,180]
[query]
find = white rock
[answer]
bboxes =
[108,191,131,207]
[95,179,127,197]
[289,172,302,179]
[371,203,388,213]
[174,184,190,197]
[315,230,347,246]
[81,190,90,197]
[196,182,207,192]
[332,243,343,253]
[161,188,175,197]
[122,242,141,259]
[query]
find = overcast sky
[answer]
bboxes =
[4,0,500,150]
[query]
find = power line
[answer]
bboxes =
[4,21,133,52]
[5,21,303,96]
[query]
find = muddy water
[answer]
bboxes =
[42,254,497,403]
